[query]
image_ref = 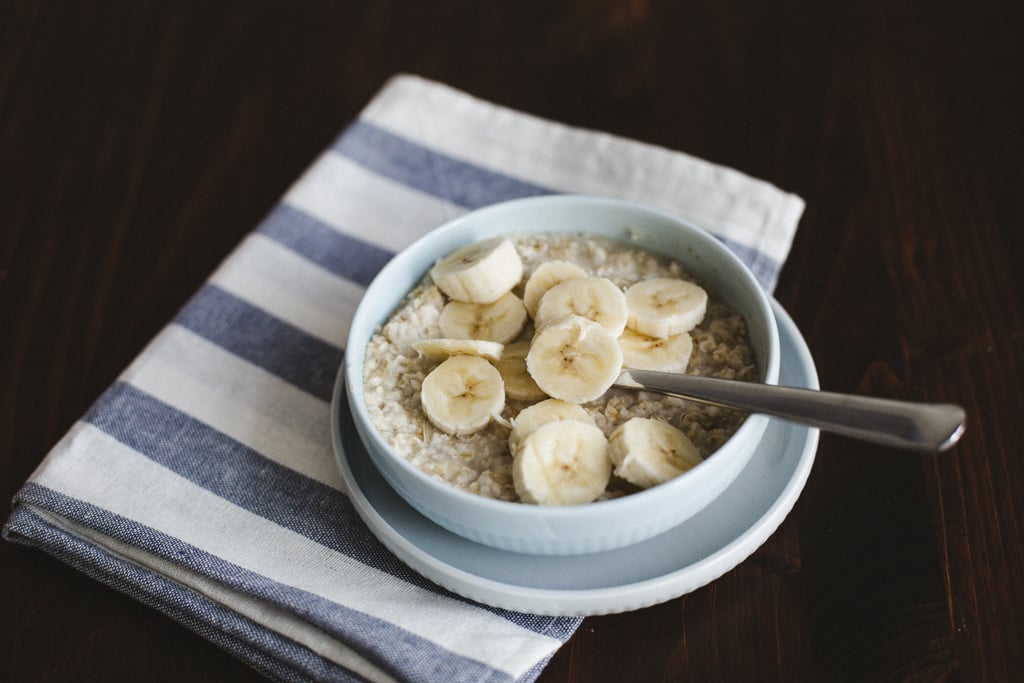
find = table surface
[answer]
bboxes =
[3,1,1022,680]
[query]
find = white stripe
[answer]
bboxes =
[361,75,804,264]
[118,325,341,490]
[283,151,464,253]
[33,423,563,678]
[209,233,360,348]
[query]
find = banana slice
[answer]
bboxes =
[412,338,504,362]
[608,417,702,489]
[534,276,628,336]
[625,278,707,338]
[526,315,623,403]
[420,355,505,436]
[429,237,523,304]
[618,328,694,373]
[438,291,528,344]
[512,420,611,505]
[495,340,548,402]
[522,260,588,319]
[508,398,593,454]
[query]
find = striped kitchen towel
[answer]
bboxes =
[4,74,805,682]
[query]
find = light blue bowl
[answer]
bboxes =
[343,195,780,555]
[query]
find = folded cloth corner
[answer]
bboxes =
[4,73,805,682]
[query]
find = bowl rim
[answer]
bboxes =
[344,194,780,520]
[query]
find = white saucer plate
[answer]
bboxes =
[331,300,819,616]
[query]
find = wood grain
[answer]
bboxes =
[2,1,1022,680]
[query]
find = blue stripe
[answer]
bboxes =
[79,381,577,640]
[174,284,342,402]
[83,382,375,555]
[334,120,554,209]
[258,196,780,297]
[8,486,519,683]
[332,120,781,291]
[257,204,395,287]
[5,499,355,683]
[715,235,781,292]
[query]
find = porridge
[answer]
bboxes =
[362,233,758,503]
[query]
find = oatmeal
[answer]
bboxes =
[362,234,758,502]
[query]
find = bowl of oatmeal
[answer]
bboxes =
[343,195,780,555]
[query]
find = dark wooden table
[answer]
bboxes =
[3,1,1022,680]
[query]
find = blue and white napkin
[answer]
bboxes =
[4,74,805,682]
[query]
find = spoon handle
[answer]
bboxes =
[615,370,966,452]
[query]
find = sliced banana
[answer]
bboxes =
[508,398,593,454]
[608,417,702,489]
[526,315,623,404]
[512,420,611,505]
[522,260,588,319]
[429,237,523,304]
[625,278,707,339]
[495,340,548,402]
[618,327,694,373]
[438,291,528,344]
[420,355,505,436]
[412,338,503,362]
[534,276,628,336]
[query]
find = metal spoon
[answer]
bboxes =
[614,369,966,452]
